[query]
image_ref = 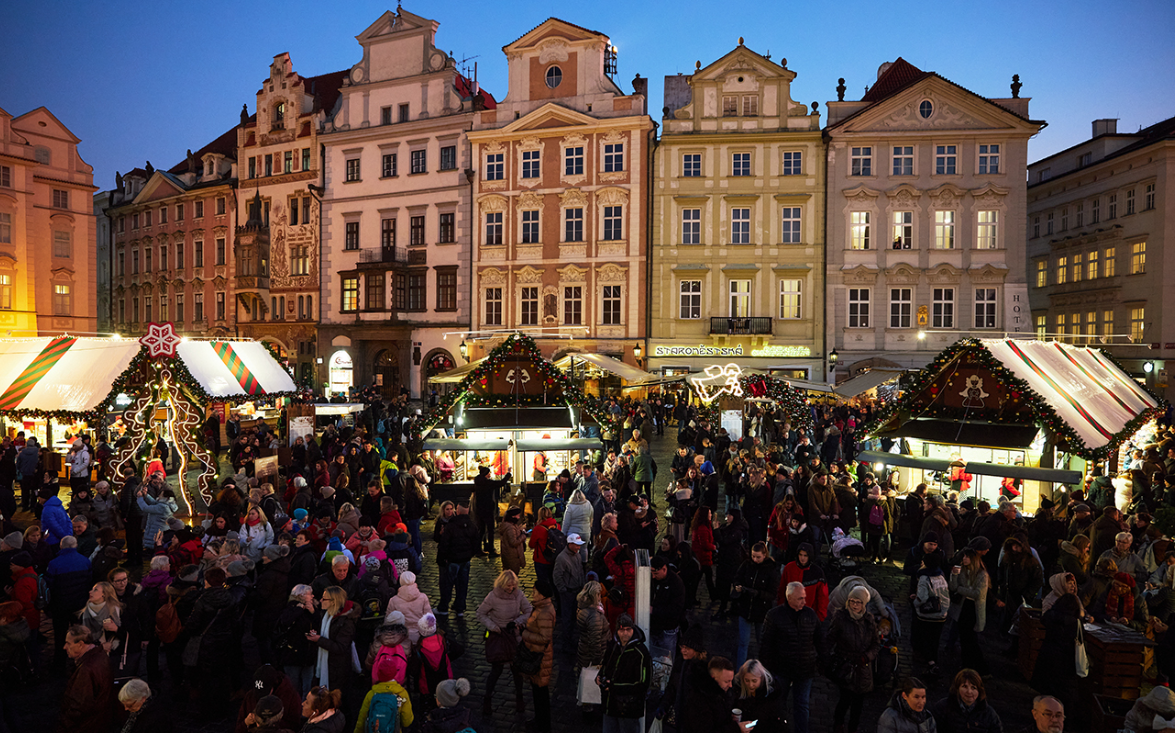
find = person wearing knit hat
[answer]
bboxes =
[387,569,433,648]
[598,612,652,730]
[262,545,285,562]
[417,612,437,638]
[1,531,23,552]
[433,677,471,709]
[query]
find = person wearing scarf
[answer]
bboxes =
[780,542,829,620]
[828,585,880,732]
[1042,571,1086,617]
[80,581,123,654]
[307,586,357,692]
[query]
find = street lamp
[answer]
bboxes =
[1144,361,1154,374]
[633,343,643,367]
[459,339,468,362]
[828,348,839,382]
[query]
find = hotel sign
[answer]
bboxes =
[652,343,812,358]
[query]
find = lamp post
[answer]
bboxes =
[633,343,643,368]
[828,348,839,383]
[459,339,468,362]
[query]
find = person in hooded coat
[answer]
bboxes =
[597,613,652,730]
[827,585,880,732]
[779,543,829,620]
[521,579,557,732]
[185,567,240,718]
[1030,592,1082,715]
[877,677,936,733]
[1124,686,1175,733]
[386,570,432,648]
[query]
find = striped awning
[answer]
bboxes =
[176,341,296,398]
[0,337,140,414]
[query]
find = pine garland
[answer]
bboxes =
[693,373,813,433]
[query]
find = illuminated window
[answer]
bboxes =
[1055,256,1067,285]
[1035,261,1047,288]
[1087,250,1098,280]
[1130,307,1146,342]
[341,277,358,312]
[53,284,71,315]
[779,279,802,320]
[850,211,870,250]
[934,210,955,249]
[1131,242,1146,274]
[1104,247,1116,277]
[977,210,998,249]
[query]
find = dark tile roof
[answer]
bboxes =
[168,123,241,175]
[124,167,149,180]
[505,17,605,49]
[1028,113,1175,187]
[302,69,349,116]
[861,57,929,102]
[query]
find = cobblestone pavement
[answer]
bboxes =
[11,429,1049,733]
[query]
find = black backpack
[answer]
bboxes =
[542,527,567,563]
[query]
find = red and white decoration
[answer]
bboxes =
[139,322,182,359]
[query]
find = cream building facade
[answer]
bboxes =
[825,59,1043,378]
[1026,115,1175,401]
[650,42,825,380]
[466,18,654,366]
[0,107,97,336]
[319,9,491,399]
[236,54,347,384]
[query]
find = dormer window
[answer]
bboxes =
[205,160,214,176]
[273,102,286,129]
[545,66,562,89]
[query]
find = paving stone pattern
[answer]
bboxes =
[13,429,1051,732]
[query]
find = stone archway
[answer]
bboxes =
[422,348,457,399]
[373,349,400,398]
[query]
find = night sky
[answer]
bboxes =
[2,0,1172,191]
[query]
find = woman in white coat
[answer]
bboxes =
[562,489,593,562]
[239,504,275,563]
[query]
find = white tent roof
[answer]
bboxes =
[429,357,487,383]
[554,353,652,383]
[980,339,1159,452]
[0,337,140,413]
[175,341,296,398]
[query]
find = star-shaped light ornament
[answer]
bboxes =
[139,322,181,359]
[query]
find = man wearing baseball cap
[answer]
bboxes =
[553,533,587,649]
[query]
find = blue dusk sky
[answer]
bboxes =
[1,0,1172,191]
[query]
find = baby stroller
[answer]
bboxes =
[829,527,868,571]
[873,598,902,688]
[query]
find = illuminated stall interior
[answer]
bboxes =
[864,338,1162,511]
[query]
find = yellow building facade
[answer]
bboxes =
[650,44,826,380]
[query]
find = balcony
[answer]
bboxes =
[357,247,408,268]
[710,316,773,335]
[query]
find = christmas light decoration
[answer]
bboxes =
[138,322,181,359]
[689,371,814,433]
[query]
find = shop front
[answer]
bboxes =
[647,338,823,384]
[327,349,353,398]
[865,338,1163,512]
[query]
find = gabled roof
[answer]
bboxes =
[861,58,929,102]
[477,102,597,135]
[505,17,605,50]
[455,74,497,110]
[829,57,1044,131]
[11,106,81,144]
[356,8,437,41]
[693,44,794,82]
[168,122,240,175]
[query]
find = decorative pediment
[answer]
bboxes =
[885,263,921,284]
[928,184,967,209]
[692,45,794,83]
[928,264,964,283]
[478,195,508,213]
[557,264,586,283]
[171,279,185,289]
[484,140,504,154]
[135,172,186,205]
[537,38,570,64]
[596,187,628,206]
[505,18,605,52]
[515,266,544,284]
[602,130,625,144]
[191,277,204,288]
[841,264,879,284]
[596,263,627,283]
[886,184,923,209]
[560,189,587,208]
[517,192,544,210]
[518,136,542,151]
[842,76,1039,135]
[479,267,505,285]
[494,103,597,134]
[843,185,881,202]
[969,263,1008,283]
[972,184,1009,208]
[562,133,587,147]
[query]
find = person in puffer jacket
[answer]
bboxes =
[878,678,937,733]
[385,571,432,648]
[38,488,74,547]
[413,613,458,716]
[912,553,950,676]
[366,621,409,685]
[136,489,179,547]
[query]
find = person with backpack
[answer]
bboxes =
[354,660,414,733]
[861,484,893,563]
[273,584,318,698]
[529,506,562,590]
[412,613,463,716]
[912,553,950,677]
[420,678,473,733]
[366,620,409,686]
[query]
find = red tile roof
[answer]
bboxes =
[301,69,349,116]
[455,73,497,110]
[861,57,929,102]
[505,17,606,49]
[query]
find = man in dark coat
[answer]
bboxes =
[437,500,479,616]
[732,542,778,667]
[252,546,291,663]
[473,465,510,556]
[311,555,362,600]
[650,556,686,659]
[46,535,92,666]
[679,656,743,733]
[185,567,241,717]
[58,625,113,733]
[760,580,826,733]
[597,614,652,728]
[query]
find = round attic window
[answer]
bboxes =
[919,100,934,119]
[545,66,562,89]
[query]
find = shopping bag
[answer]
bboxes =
[577,665,601,705]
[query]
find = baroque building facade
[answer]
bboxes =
[236,53,346,384]
[650,42,825,380]
[0,106,97,336]
[824,59,1043,377]
[318,8,492,399]
[466,18,655,366]
[1026,115,1175,401]
[107,126,238,341]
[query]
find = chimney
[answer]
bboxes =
[1092,119,1118,138]
[632,73,647,98]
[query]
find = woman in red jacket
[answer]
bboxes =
[767,496,802,562]
[690,506,717,606]
[603,544,636,627]
[779,542,829,620]
[7,552,39,631]
[528,506,559,589]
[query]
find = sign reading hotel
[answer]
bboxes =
[652,344,812,358]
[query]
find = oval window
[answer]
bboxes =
[919,100,934,119]
[545,66,562,89]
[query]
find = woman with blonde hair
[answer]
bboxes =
[735,659,783,730]
[307,585,358,692]
[239,504,274,563]
[475,570,534,717]
[79,580,124,653]
[576,581,608,713]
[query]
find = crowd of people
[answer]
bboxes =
[0,389,1174,733]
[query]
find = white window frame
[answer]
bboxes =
[974,288,998,329]
[889,288,912,329]
[679,280,701,320]
[603,143,624,173]
[563,285,583,325]
[849,211,870,250]
[892,211,913,249]
[728,280,751,318]
[484,212,503,246]
[978,144,1000,174]
[564,146,584,176]
[564,208,584,242]
[601,284,622,325]
[681,208,701,245]
[781,207,801,244]
[602,205,623,241]
[932,288,955,328]
[484,288,502,326]
[848,288,870,328]
[730,207,751,245]
[778,279,802,320]
[934,210,956,249]
[485,152,504,181]
[682,153,702,177]
[521,150,540,179]
[935,145,957,175]
[732,152,751,177]
[521,210,540,244]
[782,151,802,176]
[850,147,872,176]
[976,210,999,249]
[520,286,539,327]
[892,146,914,176]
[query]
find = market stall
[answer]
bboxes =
[687,362,814,441]
[420,334,607,509]
[0,325,296,514]
[553,352,652,397]
[864,338,1163,510]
